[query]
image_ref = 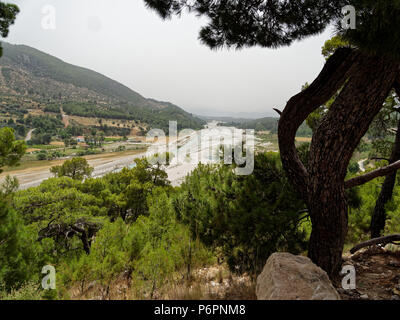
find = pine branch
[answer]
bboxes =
[350,234,400,254]
[345,160,400,189]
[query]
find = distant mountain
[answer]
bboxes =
[228,116,312,137]
[198,115,256,123]
[196,110,275,120]
[225,117,280,132]
[0,42,205,131]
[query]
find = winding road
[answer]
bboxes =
[60,107,69,127]
[358,159,367,172]
[25,129,36,142]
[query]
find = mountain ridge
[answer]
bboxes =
[0,41,205,131]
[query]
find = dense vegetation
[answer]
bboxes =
[61,101,205,133]
[174,153,309,275]
[143,0,400,276]
[3,0,400,300]
[227,117,312,137]
[2,124,400,299]
[0,126,317,299]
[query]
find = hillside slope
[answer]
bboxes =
[0,42,205,131]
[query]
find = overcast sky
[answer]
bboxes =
[4,0,334,118]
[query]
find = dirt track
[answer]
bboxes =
[0,150,146,190]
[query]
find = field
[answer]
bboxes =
[255,133,313,153]
[69,115,137,128]
[295,137,312,143]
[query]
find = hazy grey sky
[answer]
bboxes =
[5,0,334,117]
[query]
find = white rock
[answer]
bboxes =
[256,253,341,300]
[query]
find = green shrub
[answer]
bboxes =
[174,152,309,275]
[0,282,42,300]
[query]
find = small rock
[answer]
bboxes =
[360,294,369,300]
[392,288,400,296]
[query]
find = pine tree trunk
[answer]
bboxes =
[308,184,347,277]
[278,48,399,277]
[80,231,91,255]
[370,117,400,238]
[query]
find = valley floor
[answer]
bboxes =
[0,149,146,189]
[1,123,264,189]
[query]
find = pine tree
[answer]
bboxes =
[0,2,19,56]
[144,0,400,277]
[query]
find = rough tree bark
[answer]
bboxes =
[370,84,400,239]
[278,48,399,278]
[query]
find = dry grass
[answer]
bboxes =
[295,137,312,143]
[26,148,41,153]
[66,265,256,301]
[67,275,132,300]
[154,265,256,300]
[50,141,65,147]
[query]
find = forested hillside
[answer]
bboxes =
[225,117,313,137]
[0,42,205,133]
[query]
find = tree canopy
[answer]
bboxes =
[0,2,19,56]
[50,158,94,181]
[144,0,400,277]
[144,1,400,58]
[0,127,26,174]
[145,0,344,49]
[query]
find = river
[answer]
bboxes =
[1,122,250,189]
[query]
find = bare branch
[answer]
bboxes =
[350,234,400,254]
[345,160,400,189]
[273,108,282,116]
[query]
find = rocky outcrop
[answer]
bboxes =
[256,253,341,300]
